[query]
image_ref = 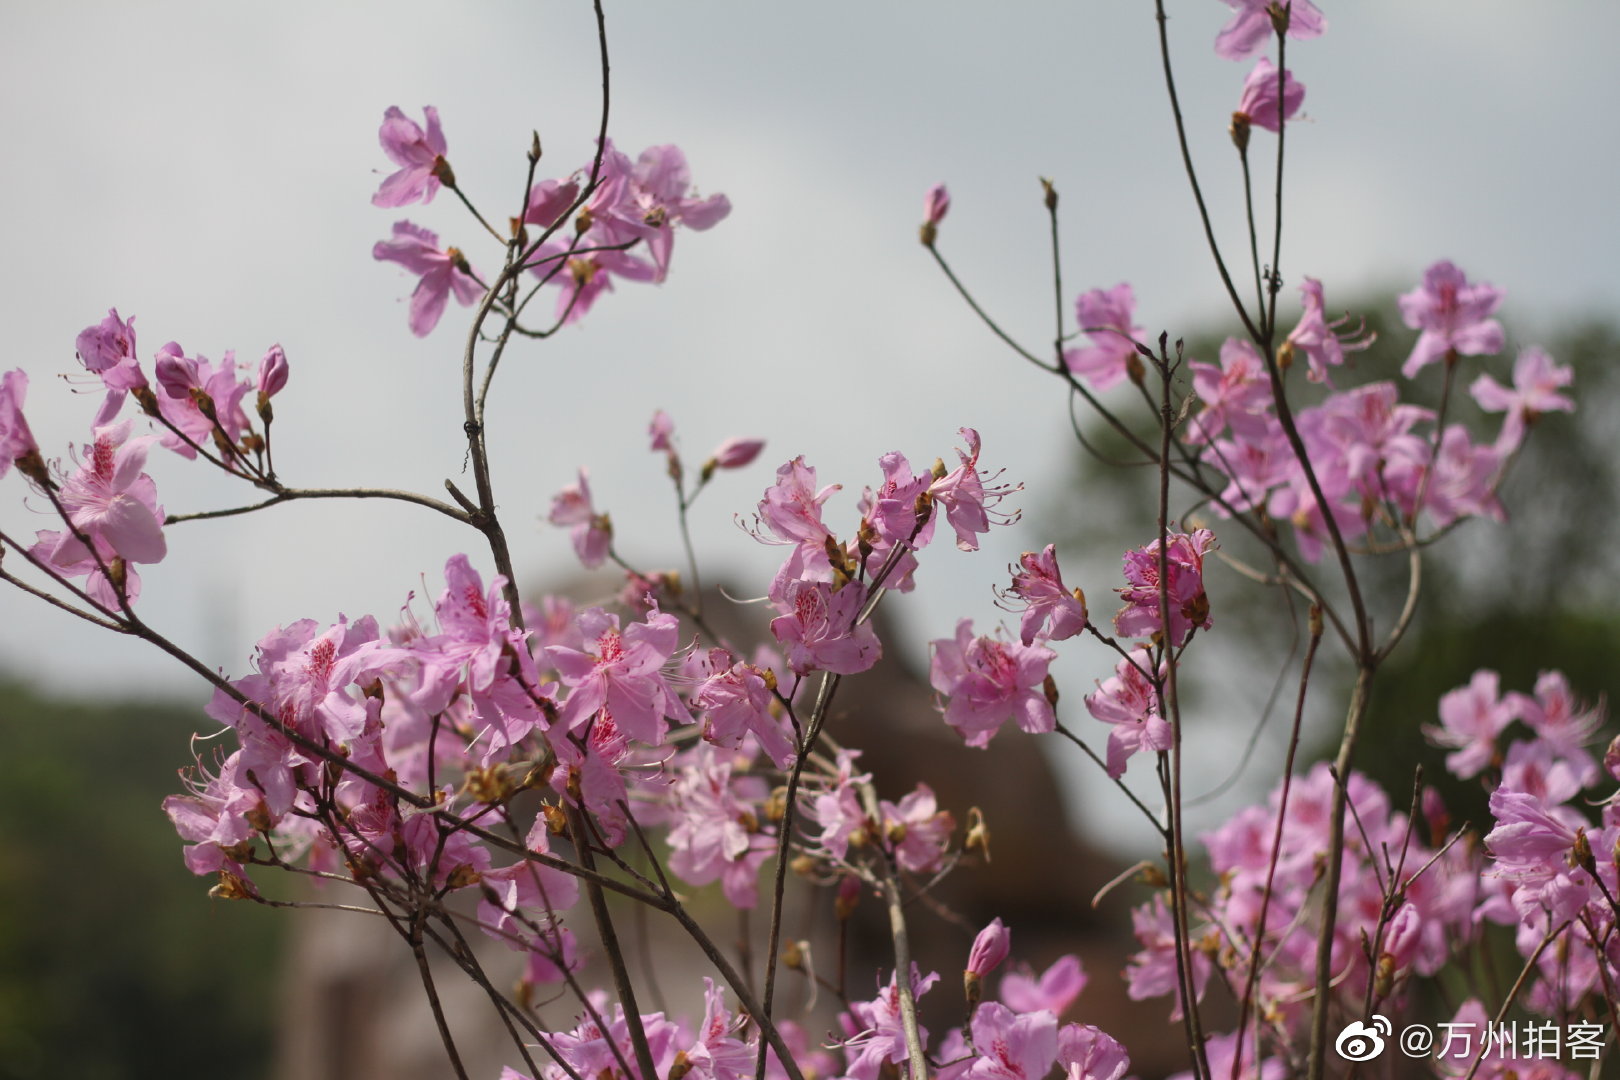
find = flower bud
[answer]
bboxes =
[966,918,1011,985]
[835,875,862,920]
[257,344,289,399]
[924,183,950,227]
[1229,111,1252,152]
[710,437,765,470]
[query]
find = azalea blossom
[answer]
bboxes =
[1233,57,1303,135]
[1470,345,1574,453]
[1063,283,1144,390]
[1398,260,1505,378]
[1214,0,1326,61]
[1113,529,1216,644]
[371,106,448,208]
[1002,545,1089,646]
[930,619,1056,748]
[372,220,483,337]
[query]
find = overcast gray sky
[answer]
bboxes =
[3,2,1617,843]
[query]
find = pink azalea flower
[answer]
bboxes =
[1424,669,1515,780]
[1214,0,1326,61]
[152,342,253,460]
[1408,424,1503,528]
[1469,345,1574,453]
[1113,529,1216,644]
[1057,1024,1129,1080]
[1002,544,1089,646]
[1084,648,1172,779]
[929,427,1020,552]
[692,649,796,769]
[769,577,880,677]
[648,408,676,454]
[1509,670,1604,787]
[371,106,448,208]
[1000,955,1087,1016]
[0,369,40,480]
[1234,57,1304,133]
[75,309,149,425]
[965,1002,1059,1080]
[683,979,756,1080]
[549,606,685,745]
[929,619,1056,748]
[1283,277,1372,384]
[372,220,484,337]
[1063,284,1145,390]
[1398,260,1506,378]
[548,467,612,569]
[49,420,167,568]
[840,967,939,1080]
[879,784,955,875]
[665,745,775,908]
[1126,894,1211,1014]
[753,455,841,586]
[1187,337,1272,444]
[630,143,732,281]
[524,177,580,229]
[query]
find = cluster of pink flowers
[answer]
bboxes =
[370,107,731,337]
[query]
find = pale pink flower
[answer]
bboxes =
[75,309,148,425]
[372,220,484,337]
[929,427,1019,552]
[371,106,448,208]
[549,606,685,745]
[1469,346,1574,453]
[1084,648,1172,779]
[709,436,765,470]
[548,468,612,569]
[1000,955,1087,1016]
[1424,669,1515,780]
[929,619,1056,748]
[50,420,167,567]
[1057,1024,1129,1080]
[1234,57,1303,133]
[1187,337,1272,444]
[1214,0,1326,61]
[769,577,880,676]
[1063,284,1144,390]
[879,784,955,875]
[1283,277,1372,384]
[0,369,40,480]
[1398,260,1505,378]
[964,1002,1059,1080]
[924,183,951,226]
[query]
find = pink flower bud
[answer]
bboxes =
[924,183,951,226]
[967,917,1010,977]
[649,409,676,454]
[257,344,289,399]
[710,436,765,470]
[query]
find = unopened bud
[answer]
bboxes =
[1573,827,1597,876]
[783,939,806,971]
[1041,177,1058,212]
[765,786,788,824]
[790,854,819,878]
[1126,353,1146,386]
[836,875,862,920]
[669,1052,694,1080]
[1229,112,1252,153]
[541,802,570,837]
[964,970,983,1007]
[1374,953,1396,999]
[1043,674,1060,709]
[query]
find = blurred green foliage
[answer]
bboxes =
[0,680,280,1080]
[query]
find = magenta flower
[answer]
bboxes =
[930,427,1019,552]
[1470,345,1574,453]
[924,183,951,226]
[754,455,841,587]
[1234,57,1303,133]
[372,220,484,337]
[665,745,775,908]
[1215,0,1326,61]
[371,106,448,208]
[1063,284,1145,390]
[524,177,580,229]
[1113,529,1216,644]
[0,369,40,480]
[1084,648,1172,779]
[841,967,939,1080]
[1397,260,1506,378]
[929,619,1056,748]
[548,467,612,569]
[648,409,676,454]
[1003,544,1089,646]
[692,649,796,769]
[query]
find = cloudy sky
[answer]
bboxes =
[3,1,1616,842]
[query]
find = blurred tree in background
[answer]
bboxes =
[0,682,280,1080]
